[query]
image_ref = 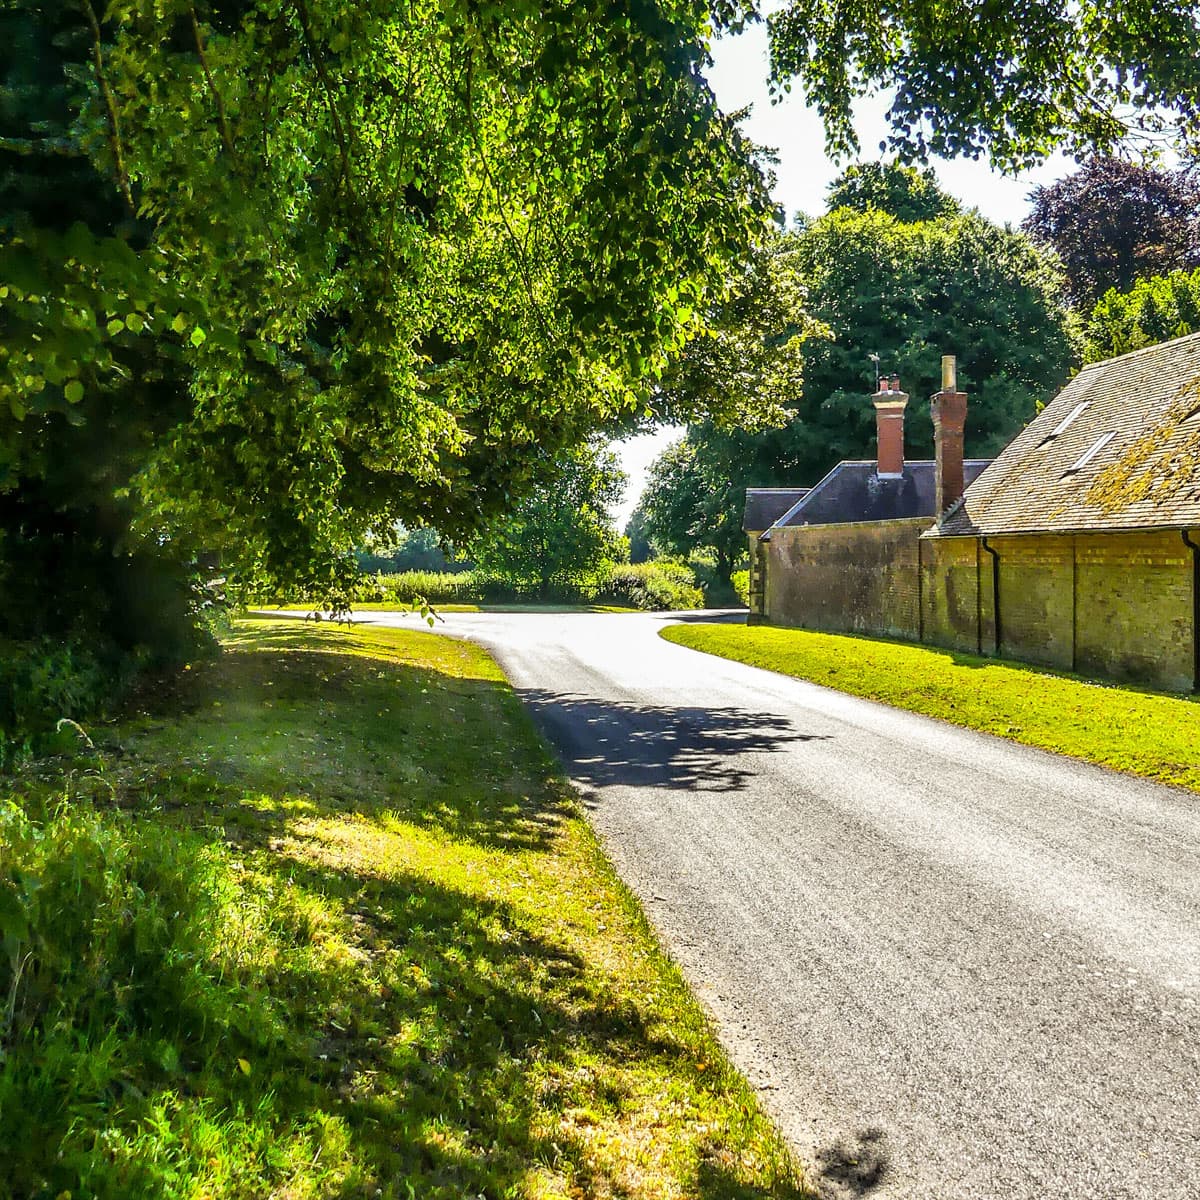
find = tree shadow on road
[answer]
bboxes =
[517,689,829,793]
[810,1128,892,1198]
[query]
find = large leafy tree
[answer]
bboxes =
[467,443,624,597]
[767,1,1200,169]
[639,166,1078,563]
[1024,157,1200,309]
[823,161,958,224]
[634,435,749,582]
[0,0,773,657]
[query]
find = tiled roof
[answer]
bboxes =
[932,331,1200,537]
[764,459,991,534]
[743,488,810,532]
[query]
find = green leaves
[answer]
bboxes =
[2,0,776,630]
[641,168,1079,567]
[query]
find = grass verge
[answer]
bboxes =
[1,617,805,1199]
[661,623,1200,794]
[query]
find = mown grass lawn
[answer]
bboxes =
[0,618,805,1200]
[662,623,1200,794]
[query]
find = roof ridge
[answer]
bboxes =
[1078,328,1200,372]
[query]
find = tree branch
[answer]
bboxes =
[80,0,134,215]
[292,0,354,196]
[190,6,237,160]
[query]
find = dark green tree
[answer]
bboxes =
[635,435,748,583]
[1024,157,1200,309]
[823,162,959,224]
[640,166,1079,560]
[467,444,625,598]
[623,505,654,564]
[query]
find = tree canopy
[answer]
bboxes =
[0,0,773,656]
[636,166,1079,570]
[767,0,1200,169]
[1024,157,1200,309]
[633,435,749,582]
[822,162,959,224]
[1084,268,1200,363]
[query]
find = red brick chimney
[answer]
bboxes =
[931,354,968,517]
[871,376,909,478]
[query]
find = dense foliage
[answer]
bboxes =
[637,167,1078,567]
[767,0,1200,169]
[635,436,749,583]
[1024,157,1200,309]
[280,560,706,611]
[0,0,773,700]
[355,527,465,576]
[1084,268,1200,363]
[823,161,958,223]
[466,443,625,598]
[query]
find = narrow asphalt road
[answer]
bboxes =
[359,609,1199,1199]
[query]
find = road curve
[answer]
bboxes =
[359,609,1200,1200]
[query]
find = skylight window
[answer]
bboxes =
[1048,401,1090,438]
[1065,431,1116,474]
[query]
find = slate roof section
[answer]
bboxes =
[763,460,992,536]
[931,331,1200,537]
[744,488,810,532]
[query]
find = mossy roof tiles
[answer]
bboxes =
[931,331,1200,537]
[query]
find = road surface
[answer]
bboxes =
[356,609,1200,1199]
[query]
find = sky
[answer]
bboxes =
[610,16,1072,529]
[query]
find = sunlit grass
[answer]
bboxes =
[662,623,1200,793]
[0,618,806,1199]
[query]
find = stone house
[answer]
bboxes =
[748,336,1200,693]
[745,367,991,631]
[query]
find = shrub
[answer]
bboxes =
[731,569,750,607]
[596,562,704,611]
[352,571,483,606]
[0,639,115,766]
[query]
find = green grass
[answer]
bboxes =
[0,617,805,1200]
[662,623,1200,794]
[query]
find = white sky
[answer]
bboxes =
[611,16,1073,530]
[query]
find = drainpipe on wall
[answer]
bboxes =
[981,536,1001,657]
[1183,530,1200,692]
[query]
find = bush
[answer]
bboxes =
[0,639,116,766]
[352,571,483,606]
[276,564,706,611]
[596,562,704,611]
[731,570,750,607]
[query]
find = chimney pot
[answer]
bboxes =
[872,380,909,478]
[931,357,968,517]
[941,355,957,392]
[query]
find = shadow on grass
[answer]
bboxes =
[516,688,827,794]
[3,635,811,1198]
[127,639,572,855]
